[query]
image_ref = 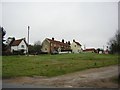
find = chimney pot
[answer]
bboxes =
[68,41,71,45]
[52,37,54,40]
[73,39,75,42]
[62,39,64,43]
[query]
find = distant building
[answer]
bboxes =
[104,46,109,54]
[41,38,71,54]
[83,48,96,53]
[70,39,82,53]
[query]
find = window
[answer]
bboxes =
[21,45,24,48]
[51,43,53,46]
[54,44,56,47]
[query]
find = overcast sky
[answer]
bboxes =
[1,0,118,49]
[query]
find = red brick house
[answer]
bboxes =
[41,38,71,54]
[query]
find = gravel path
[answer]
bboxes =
[3,65,119,88]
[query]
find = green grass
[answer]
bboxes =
[2,53,118,78]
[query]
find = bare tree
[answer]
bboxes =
[28,40,42,55]
[108,30,120,54]
[34,41,41,46]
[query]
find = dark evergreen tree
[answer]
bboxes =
[0,26,7,55]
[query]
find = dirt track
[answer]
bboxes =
[3,65,119,88]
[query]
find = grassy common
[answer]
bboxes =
[2,53,118,78]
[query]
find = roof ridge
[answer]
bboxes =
[74,41,81,46]
[46,38,70,46]
[15,38,24,41]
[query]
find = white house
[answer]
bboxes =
[10,38,28,54]
[70,39,82,53]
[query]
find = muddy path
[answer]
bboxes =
[3,65,119,88]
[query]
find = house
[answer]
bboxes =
[83,48,96,53]
[70,39,82,53]
[41,38,71,54]
[6,37,15,45]
[10,38,28,54]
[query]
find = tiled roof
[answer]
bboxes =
[75,41,81,46]
[11,38,28,46]
[46,38,70,47]
[83,48,96,51]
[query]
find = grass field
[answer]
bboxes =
[2,53,118,78]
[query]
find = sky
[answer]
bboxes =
[1,0,119,49]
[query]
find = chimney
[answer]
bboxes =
[73,39,75,42]
[62,39,64,43]
[52,37,54,41]
[68,41,70,45]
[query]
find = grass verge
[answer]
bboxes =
[2,53,118,78]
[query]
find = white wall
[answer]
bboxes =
[71,42,82,53]
[11,46,18,52]
[41,39,50,53]
[18,40,27,53]
[18,40,27,49]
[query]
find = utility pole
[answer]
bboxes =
[84,44,86,50]
[103,45,104,51]
[27,26,30,56]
